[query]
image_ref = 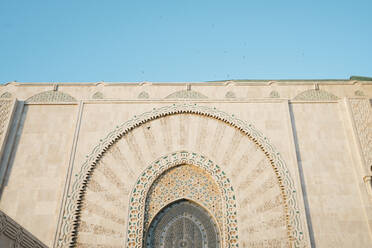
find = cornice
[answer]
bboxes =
[2,80,372,87]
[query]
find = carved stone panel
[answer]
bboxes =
[165,90,208,99]
[349,99,372,172]
[293,89,339,101]
[26,90,77,103]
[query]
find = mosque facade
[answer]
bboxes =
[0,79,371,247]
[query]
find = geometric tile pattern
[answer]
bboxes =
[144,164,223,232]
[128,152,236,248]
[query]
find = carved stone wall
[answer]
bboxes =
[0,210,48,248]
[0,82,371,248]
[57,104,308,248]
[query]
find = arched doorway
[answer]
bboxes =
[144,200,220,248]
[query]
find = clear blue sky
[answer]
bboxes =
[0,0,371,83]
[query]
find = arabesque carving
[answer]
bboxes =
[349,99,372,173]
[0,99,13,146]
[92,92,104,99]
[293,89,339,101]
[354,90,365,96]
[56,103,307,248]
[138,91,150,99]
[165,90,208,99]
[0,92,12,98]
[26,90,77,103]
[270,90,280,98]
[225,91,236,98]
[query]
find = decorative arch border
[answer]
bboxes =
[130,151,236,248]
[56,103,307,248]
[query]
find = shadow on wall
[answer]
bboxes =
[0,102,28,199]
[288,103,316,248]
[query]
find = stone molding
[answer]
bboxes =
[0,210,48,248]
[363,176,372,197]
[56,103,307,248]
[26,90,77,103]
[293,89,339,101]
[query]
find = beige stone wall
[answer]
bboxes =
[0,81,370,247]
[291,102,371,247]
[0,104,77,246]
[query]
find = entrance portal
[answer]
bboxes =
[144,200,220,248]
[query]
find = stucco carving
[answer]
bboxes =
[354,90,365,96]
[270,90,280,98]
[26,90,77,103]
[56,104,307,248]
[0,99,13,146]
[0,92,12,98]
[0,210,48,248]
[138,91,150,99]
[349,99,372,173]
[165,90,208,99]
[92,92,104,99]
[293,89,339,101]
[225,91,236,98]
